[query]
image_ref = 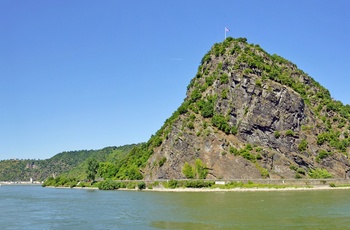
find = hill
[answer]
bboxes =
[5,37,350,182]
[0,144,135,181]
[139,37,350,180]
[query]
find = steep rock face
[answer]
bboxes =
[143,38,350,180]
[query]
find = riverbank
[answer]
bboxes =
[0,181,42,186]
[41,179,350,192]
[142,185,350,192]
[52,184,350,192]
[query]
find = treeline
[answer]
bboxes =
[0,145,136,181]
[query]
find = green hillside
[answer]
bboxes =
[0,144,136,181]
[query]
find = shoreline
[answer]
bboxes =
[19,179,350,192]
[143,185,350,192]
[0,181,42,186]
[43,185,350,192]
[3,184,350,193]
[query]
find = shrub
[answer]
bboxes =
[296,168,306,175]
[98,179,119,190]
[317,133,328,145]
[221,89,228,99]
[255,79,262,87]
[220,74,229,84]
[168,180,178,189]
[178,102,189,114]
[231,126,238,135]
[190,89,202,102]
[198,98,215,118]
[211,114,231,134]
[205,76,215,86]
[289,165,298,171]
[274,131,280,139]
[195,159,208,179]
[153,136,163,147]
[187,122,194,130]
[285,130,295,136]
[158,157,167,167]
[240,150,256,161]
[137,182,146,190]
[229,146,239,155]
[185,180,214,188]
[298,139,308,152]
[308,168,332,179]
[182,162,194,179]
[182,159,208,179]
[317,150,332,160]
[245,144,253,151]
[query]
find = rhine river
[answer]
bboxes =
[1,185,350,229]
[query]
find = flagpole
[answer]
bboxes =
[224,27,230,40]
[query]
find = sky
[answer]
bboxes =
[1,1,350,160]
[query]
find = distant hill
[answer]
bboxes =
[0,144,136,181]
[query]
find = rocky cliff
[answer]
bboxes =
[143,37,350,180]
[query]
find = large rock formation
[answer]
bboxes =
[143,37,350,180]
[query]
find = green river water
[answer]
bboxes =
[0,185,349,229]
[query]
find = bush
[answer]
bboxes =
[167,180,178,189]
[205,76,215,86]
[298,139,308,152]
[274,131,280,139]
[296,168,306,175]
[185,180,214,188]
[98,179,119,190]
[190,89,202,102]
[317,133,328,145]
[229,146,239,155]
[285,130,295,136]
[255,79,262,87]
[198,97,216,118]
[212,114,231,134]
[182,162,194,179]
[137,182,146,190]
[195,159,208,179]
[316,150,332,162]
[158,157,167,167]
[308,168,332,179]
[240,150,256,161]
[231,126,238,135]
[220,74,229,84]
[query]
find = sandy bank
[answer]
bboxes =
[42,185,350,192]
[141,186,350,192]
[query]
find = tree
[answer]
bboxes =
[86,158,99,182]
[182,162,194,179]
[195,159,208,179]
[98,162,117,180]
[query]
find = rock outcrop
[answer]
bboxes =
[143,37,350,180]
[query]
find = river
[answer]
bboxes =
[1,185,349,229]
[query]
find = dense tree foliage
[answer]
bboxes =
[0,145,136,181]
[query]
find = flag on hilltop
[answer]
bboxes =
[225,27,230,39]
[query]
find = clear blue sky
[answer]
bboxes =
[1,1,350,160]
